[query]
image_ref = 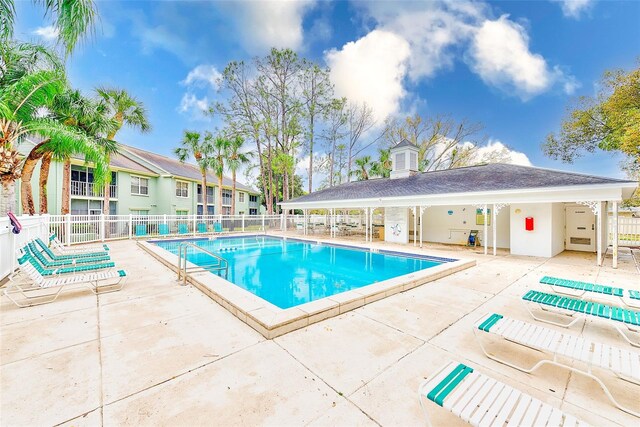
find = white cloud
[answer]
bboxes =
[468,16,560,99]
[182,65,222,89]
[32,25,59,41]
[553,0,593,19]
[178,93,210,121]
[473,140,532,166]
[325,30,411,122]
[219,0,316,54]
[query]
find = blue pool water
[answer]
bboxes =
[153,236,452,309]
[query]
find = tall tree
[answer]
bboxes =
[345,102,375,182]
[320,98,347,187]
[211,136,230,215]
[175,130,214,215]
[381,113,484,171]
[96,87,150,215]
[1,0,98,55]
[300,61,332,193]
[225,136,252,215]
[543,65,640,170]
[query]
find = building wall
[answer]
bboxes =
[510,203,565,258]
[417,205,511,248]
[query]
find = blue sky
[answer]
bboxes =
[13,0,640,187]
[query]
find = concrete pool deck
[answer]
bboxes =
[1,237,639,426]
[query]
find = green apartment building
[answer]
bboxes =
[16,142,264,216]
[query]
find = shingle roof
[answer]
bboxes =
[109,152,157,175]
[392,139,418,149]
[286,163,635,204]
[121,144,257,193]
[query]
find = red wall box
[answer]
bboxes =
[525,217,534,231]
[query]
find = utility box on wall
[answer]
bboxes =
[525,217,534,231]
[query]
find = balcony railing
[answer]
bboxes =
[71,181,117,198]
[197,194,215,204]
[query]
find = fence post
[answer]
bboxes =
[612,201,618,269]
[192,214,197,236]
[65,213,71,246]
[163,213,167,225]
[261,214,265,232]
[128,214,133,239]
[242,214,245,233]
[100,213,105,242]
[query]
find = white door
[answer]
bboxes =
[565,206,595,252]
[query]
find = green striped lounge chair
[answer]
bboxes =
[474,313,640,417]
[197,222,208,233]
[20,248,115,276]
[540,276,638,309]
[33,239,110,262]
[522,290,640,348]
[158,224,170,236]
[26,243,108,268]
[135,224,147,237]
[6,254,126,307]
[49,233,109,253]
[214,222,223,233]
[418,361,589,427]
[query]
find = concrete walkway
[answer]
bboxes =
[1,238,638,426]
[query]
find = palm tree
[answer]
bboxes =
[174,131,214,215]
[225,136,252,215]
[1,0,98,55]
[48,89,118,214]
[211,136,231,215]
[369,148,392,178]
[96,87,151,215]
[349,155,372,181]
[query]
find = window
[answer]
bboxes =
[249,208,258,215]
[395,153,405,170]
[131,176,149,195]
[176,209,188,216]
[249,194,258,203]
[197,184,215,203]
[176,181,189,198]
[222,189,232,206]
[198,205,215,215]
[238,192,245,203]
[222,206,231,215]
[410,152,417,170]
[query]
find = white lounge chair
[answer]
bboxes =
[4,255,127,307]
[522,290,640,347]
[418,360,589,427]
[473,313,640,417]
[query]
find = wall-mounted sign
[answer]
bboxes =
[447,210,453,215]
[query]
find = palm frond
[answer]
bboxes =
[37,0,97,55]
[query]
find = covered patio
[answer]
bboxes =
[281,142,637,268]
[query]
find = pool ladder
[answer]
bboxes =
[177,242,229,285]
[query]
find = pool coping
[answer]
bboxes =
[137,236,476,339]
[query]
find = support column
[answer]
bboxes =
[483,204,488,255]
[411,206,417,247]
[419,206,427,248]
[612,201,618,269]
[365,208,369,243]
[595,202,602,266]
[369,208,374,242]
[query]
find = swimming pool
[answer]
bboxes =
[153,236,452,309]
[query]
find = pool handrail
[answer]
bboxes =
[177,242,229,285]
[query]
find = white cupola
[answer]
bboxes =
[390,139,419,179]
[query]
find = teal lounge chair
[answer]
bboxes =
[522,289,640,347]
[214,222,223,233]
[49,233,110,253]
[158,224,170,236]
[178,223,189,234]
[35,238,108,260]
[135,224,147,237]
[19,248,115,276]
[197,222,207,233]
[540,275,639,309]
[26,242,109,267]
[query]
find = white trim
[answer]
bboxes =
[130,175,150,196]
[175,180,190,198]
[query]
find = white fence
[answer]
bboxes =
[609,216,640,247]
[0,214,50,280]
